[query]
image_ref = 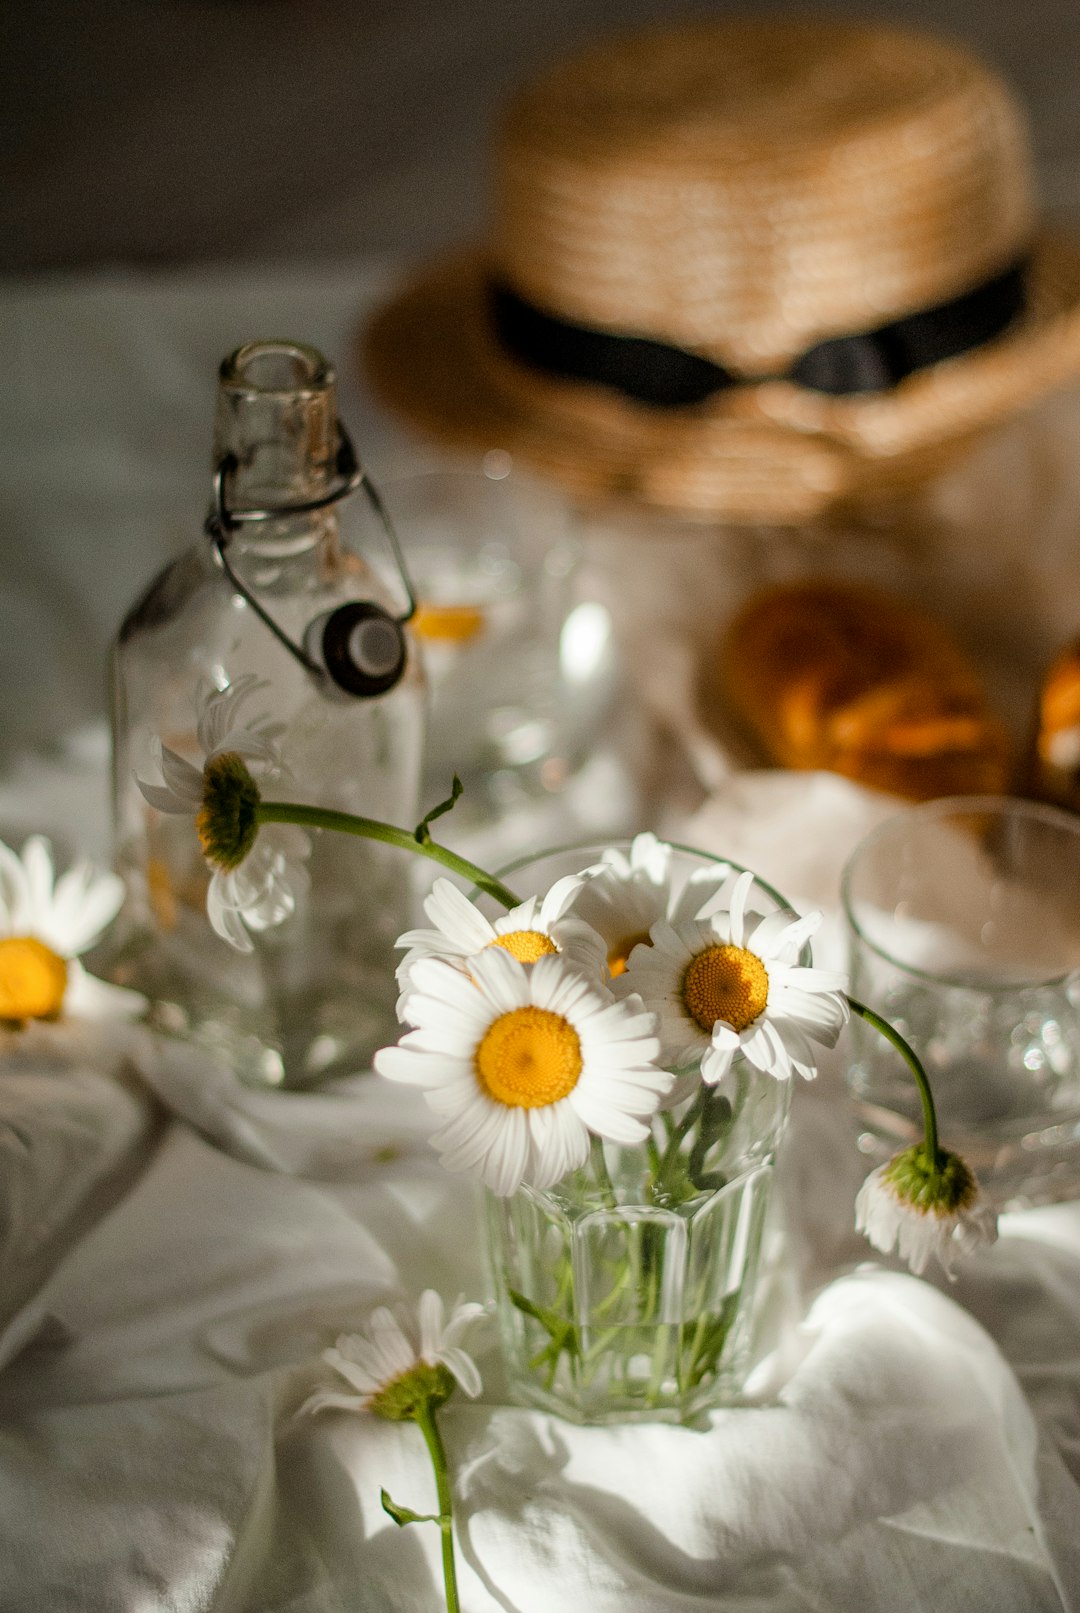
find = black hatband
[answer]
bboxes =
[489,260,1027,406]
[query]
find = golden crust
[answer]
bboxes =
[712,580,1011,800]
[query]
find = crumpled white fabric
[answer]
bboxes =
[4,255,1080,1609]
[0,771,1078,1612]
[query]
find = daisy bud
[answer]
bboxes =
[855,1144,997,1278]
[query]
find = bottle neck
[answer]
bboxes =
[213,341,338,556]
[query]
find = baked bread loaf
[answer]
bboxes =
[1030,638,1080,812]
[713,580,1011,800]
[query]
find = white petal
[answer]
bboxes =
[298,1389,368,1419]
[530,958,599,1017]
[417,1289,446,1361]
[47,864,124,956]
[64,963,146,1022]
[323,1348,381,1396]
[468,946,530,1011]
[374,1042,453,1086]
[700,1039,735,1085]
[727,869,755,949]
[539,874,587,924]
[367,1308,418,1378]
[424,879,495,952]
[570,1090,650,1144]
[528,1101,589,1186]
[160,745,206,804]
[437,1346,482,1399]
[442,1300,486,1348]
[22,836,56,920]
[0,839,31,930]
[479,1105,530,1195]
[137,780,192,815]
[207,875,254,953]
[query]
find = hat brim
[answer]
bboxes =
[361,233,1080,522]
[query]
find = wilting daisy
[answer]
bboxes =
[394,874,606,1017]
[565,833,735,977]
[376,947,669,1195]
[0,835,143,1030]
[619,869,848,1083]
[299,1290,485,1424]
[299,1291,482,1609]
[136,676,309,952]
[855,1145,998,1278]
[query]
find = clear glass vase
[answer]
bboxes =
[478,841,795,1424]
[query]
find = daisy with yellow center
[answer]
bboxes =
[0,835,144,1032]
[137,676,310,953]
[393,874,606,1020]
[375,947,669,1195]
[565,833,735,979]
[618,869,849,1084]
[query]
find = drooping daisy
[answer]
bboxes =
[376,947,669,1195]
[137,676,310,953]
[855,1145,998,1278]
[394,874,606,1018]
[0,835,143,1030]
[565,833,735,977]
[619,869,848,1084]
[299,1290,485,1423]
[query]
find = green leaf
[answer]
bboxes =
[380,1488,439,1528]
[413,775,464,844]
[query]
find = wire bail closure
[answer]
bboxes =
[205,421,417,697]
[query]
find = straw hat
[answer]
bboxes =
[363,18,1080,522]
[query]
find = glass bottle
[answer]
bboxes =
[109,341,424,1087]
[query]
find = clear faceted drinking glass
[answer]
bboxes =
[477,841,794,1424]
[381,466,619,825]
[843,795,1080,1207]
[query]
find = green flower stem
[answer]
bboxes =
[256,800,521,910]
[847,995,940,1165]
[654,1085,707,1190]
[590,1134,618,1209]
[414,1400,460,1613]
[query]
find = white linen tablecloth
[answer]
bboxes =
[1,770,1080,1613]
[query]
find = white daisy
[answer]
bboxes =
[0,835,143,1029]
[299,1291,485,1422]
[394,874,606,1018]
[855,1145,998,1278]
[619,868,849,1084]
[136,676,310,953]
[565,833,735,977]
[376,947,669,1195]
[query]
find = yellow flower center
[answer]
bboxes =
[0,936,69,1021]
[681,944,769,1034]
[475,1006,583,1108]
[488,930,559,964]
[608,929,651,978]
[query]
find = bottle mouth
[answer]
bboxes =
[221,340,333,396]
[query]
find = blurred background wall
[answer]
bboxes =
[3,0,1079,275]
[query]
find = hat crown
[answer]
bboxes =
[495,19,1034,371]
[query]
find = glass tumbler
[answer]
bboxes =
[843,795,1080,1207]
[382,466,618,824]
[477,840,794,1424]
